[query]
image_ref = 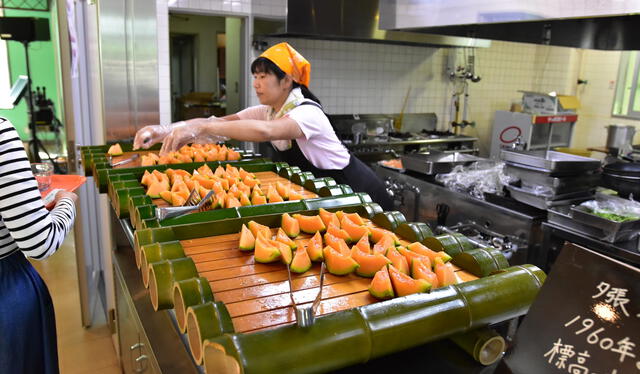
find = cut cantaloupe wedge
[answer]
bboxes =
[288,189,304,201]
[306,232,324,262]
[107,143,123,156]
[434,257,457,287]
[326,224,351,243]
[407,242,452,265]
[281,213,300,238]
[319,208,341,228]
[275,181,290,199]
[254,235,281,263]
[323,246,358,276]
[140,155,156,166]
[369,266,394,299]
[341,215,370,242]
[372,234,396,255]
[275,228,297,250]
[294,214,326,234]
[386,247,410,275]
[171,192,187,207]
[238,224,255,251]
[411,258,439,289]
[290,247,312,273]
[351,246,391,278]
[388,264,431,297]
[248,221,271,240]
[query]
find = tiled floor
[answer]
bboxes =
[31,231,121,374]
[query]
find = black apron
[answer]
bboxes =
[273,102,394,211]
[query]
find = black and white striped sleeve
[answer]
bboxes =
[0,118,76,260]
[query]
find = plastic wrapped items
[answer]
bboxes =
[579,195,640,222]
[436,162,516,199]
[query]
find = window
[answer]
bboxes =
[612,51,640,120]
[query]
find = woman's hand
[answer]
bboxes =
[44,190,78,210]
[133,125,171,150]
[159,121,229,155]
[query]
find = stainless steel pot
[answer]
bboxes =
[606,124,636,154]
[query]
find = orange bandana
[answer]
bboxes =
[259,42,311,87]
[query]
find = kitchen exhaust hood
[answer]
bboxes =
[378,0,640,50]
[267,0,491,48]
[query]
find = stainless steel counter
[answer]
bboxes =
[345,135,478,147]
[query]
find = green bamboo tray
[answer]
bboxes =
[133,207,513,366]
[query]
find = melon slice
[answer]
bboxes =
[386,247,410,275]
[271,239,292,265]
[388,264,431,297]
[248,221,271,239]
[341,215,370,242]
[372,234,396,255]
[344,213,365,226]
[326,224,351,243]
[243,176,259,188]
[275,181,290,200]
[276,228,297,250]
[140,155,155,166]
[323,246,358,276]
[267,186,284,203]
[252,185,264,196]
[411,258,439,289]
[239,224,256,251]
[407,242,452,265]
[251,194,267,205]
[107,143,123,156]
[281,213,300,238]
[290,247,312,273]
[198,164,214,177]
[370,226,400,245]
[193,151,206,163]
[254,236,281,263]
[146,180,169,198]
[306,232,324,262]
[141,171,158,186]
[226,196,241,208]
[239,192,251,206]
[171,192,187,207]
[319,208,341,228]
[225,164,240,177]
[369,266,394,300]
[159,190,172,204]
[294,214,326,234]
[353,235,371,254]
[227,149,241,161]
[148,152,160,162]
[434,258,457,287]
[324,233,351,255]
[288,190,304,200]
[397,246,431,269]
[351,247,391,278]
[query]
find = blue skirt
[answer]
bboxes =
[0,250,59,374]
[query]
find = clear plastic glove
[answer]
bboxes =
[133,121,188,150]
[159,122,229,156]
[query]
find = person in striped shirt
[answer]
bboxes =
[0,117,77,374]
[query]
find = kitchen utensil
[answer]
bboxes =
[109,153,140,167]
[155,190,215,221]
[287,262,325,328]
[605,124,636,155]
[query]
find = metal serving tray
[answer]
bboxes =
[500,150,601,174]
[506,185,594,210]
[401,152,483,175]
[548,205,640,243]
[505,163,600,195]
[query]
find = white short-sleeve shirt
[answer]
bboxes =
[236,104,350,169]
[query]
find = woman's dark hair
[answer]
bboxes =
[251,57,322,105]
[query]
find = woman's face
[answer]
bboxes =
[253,71,290,106]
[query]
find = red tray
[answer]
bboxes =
[40,174,87,198]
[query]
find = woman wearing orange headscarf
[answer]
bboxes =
[134,42,393,210]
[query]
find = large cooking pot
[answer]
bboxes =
[606,124,636,154]
[602,161,640,197]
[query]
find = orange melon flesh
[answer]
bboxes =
[351,247,391,278]
[369,226,400,244]
[306,232,324,262]
[226,196,242,208]
[276,181,290,199]
[148,152,160,162]
[388,264,431,297]
[411,258,439,288]
[353,235,371,254]
[252,185,264,196]
[107,143,123,156]
[140,155,156,166]
[341,216,370,242]
[171,192,186,207]
[239,192,251,206]
[344,213,365,226]
[324,233,350,255]
[435,259,457,287]
[386,248,410,275]
[326,224,351,243]
[290,247,312,273]
[322,246,359,276]
[159,190,173,204]
[254,236,281,263]
[288,190,304,201]
[272,240,292,265]
[407,242,452,265]
[397,246,431,269]
[372,234,396,255]
[294,214,326,234]
[318,208,341,228]
[248,221,271,239]
[276,228,297,250]
[238,224,255,251]
[243,176,259,188]
[281,213,300,238]
[146,181,169,198]
[369,266,394,300]
[140,171,156,186]
[252,194,267,205]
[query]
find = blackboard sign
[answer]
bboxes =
[505,243,640,374]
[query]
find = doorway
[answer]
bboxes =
[169,12,243,121]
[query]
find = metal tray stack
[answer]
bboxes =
[501,150,601,209]
[401,151,484,175]
[548,204,640,243]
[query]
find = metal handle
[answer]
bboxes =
[130,342,144,350]
[134,355,148,373]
